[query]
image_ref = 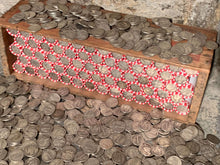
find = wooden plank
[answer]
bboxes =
[187,71,210,123]
[0,0,216,73]
[0,27,10,76]
[164,111,188,123]
[0,28,16,76]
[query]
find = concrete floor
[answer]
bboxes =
[0,0,219,138]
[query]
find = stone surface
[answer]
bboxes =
[187,0,218,29]
[197,47,220,138]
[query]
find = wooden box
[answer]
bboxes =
[0,0,217,123]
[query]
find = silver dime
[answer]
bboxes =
[116,21,131,31]
[41,21,57,30]
[8,149,24,161]
[143,46,161,57]
[205,40,218,50]
[178,55,192,64]
[42,149,56,163]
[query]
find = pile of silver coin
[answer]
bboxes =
[0,75,219,165]
[8,0,218,64]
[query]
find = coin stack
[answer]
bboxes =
[8,28,199,115]
[0,75,219,165]
[8,0,218,65]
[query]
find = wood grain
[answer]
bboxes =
[188,72,210,123]
[0,27,16,76]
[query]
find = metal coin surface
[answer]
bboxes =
[205,40,218,50]
[99,139,113,150]
[178,55,192,64]
[28,24,41,32]
[112,151,126,164]
[207,134,220,144]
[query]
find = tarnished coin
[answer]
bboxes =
[143,128,159,139]
[37,135,51,149]
[131,112,145,122]
[170,135,185,148]
[205,40,218,50]
[167,156,182,165]
[121,104,133,114]
[42,149,56,163]
[7,131,23,146]
[207,134,220,144]
[0,139,7,149]
[112,151,126,164]
[159,50,173,59]
[25,157,40,165]
[178,55,192,64]
[109,120,125,133]
[156,137,170,148]
[150,108,162,119]
[23,140,39,157]
[61,145,76,162]
[14,95,27,107]
[131,134,144,146]
[41,21,57,30]
[28,24,41,32]
[139,120,152,132]
[139,142,152,157]
[8,149,24,161]
[186,141,200,154]
[39,101,55,115]
[105,98,118,108]
[180,126,198,141]
[49,159,64,165]
[175,145,190,158]
[212,155,220,165]
[200,144,216,159]
[151,145,165,156]
[158,40,171,50]
[143,46,161,57]
[160,118,173,132]
[81,138,98,154]
[19,4,31,12]
[99,139,113,150]
[51,125,66,138]
[0,128,10,139]
[74,151,89,163]
[64,119,79,135]
[84,158,99,165]
[125,158,141,165]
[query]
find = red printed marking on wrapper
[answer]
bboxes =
[161,98,175,113]
[6,28,19,37]
[9,42,23,56]
[48,71,60,83]
[71,76,85,89]
[12,60,25,74]
[179,83,194,99]
[36,67,49,79]
[134,91,148,105]
[109,86,122,98]
[84,79,97,92]
[96,83,109,95]
[148,95,162,108]
[174,101,190,115]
